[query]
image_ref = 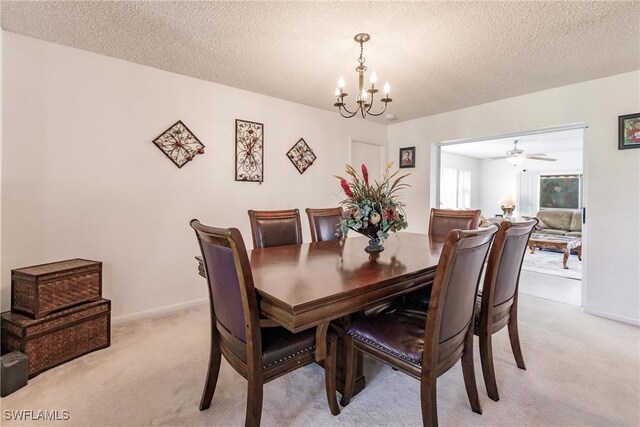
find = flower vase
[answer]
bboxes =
[353,224,386,253]
[364,235,384,253]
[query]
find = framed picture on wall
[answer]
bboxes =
[399,146,415,168]
[539,174,582,209]
[619,113,640,150]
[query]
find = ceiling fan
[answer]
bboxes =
[490,140,557,165]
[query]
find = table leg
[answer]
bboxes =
[562,248,569,269]
[335,318,365,398]
[578,246,582,261]
[529,244,536,254]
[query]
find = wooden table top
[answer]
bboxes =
[198,232,443,332]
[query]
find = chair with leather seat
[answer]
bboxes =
[428,208,481,238]
[248,209,303,249]
[474,218,538,402]
[190,220,340,427]
[406,208,482,309]
[340,225,498,427]
[305,207,343,242]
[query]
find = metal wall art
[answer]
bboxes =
[152,120,205,168]
[286,138,317,174]
[235,119,264,182]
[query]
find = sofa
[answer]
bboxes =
[534,209,582,238]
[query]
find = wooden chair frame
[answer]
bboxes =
[247,209,303,249]
[428,208,481,237]
[190,220,339,427]
[474,218,538,401]
[305,207,343,242]
[341,225,498,427]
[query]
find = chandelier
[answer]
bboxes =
[333,33,392,119]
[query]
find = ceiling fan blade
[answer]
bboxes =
[524,153,547,157]
[526,156,557,161]
[487,156,508,160]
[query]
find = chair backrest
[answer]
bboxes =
[305,207,343,242]
[190,220,261,363]
[248,209,303,249]
[428,208,481,238]
[482,218,538,309]
[423,225,497,367]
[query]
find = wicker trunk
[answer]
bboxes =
[1,299,111,378]
[11,259,102,319]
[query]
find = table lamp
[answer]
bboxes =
[498,194,517,219]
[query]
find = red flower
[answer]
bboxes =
[384,208,397,221]
[340,179,354,197]
[198,148,205,154]
[362,164,369,187]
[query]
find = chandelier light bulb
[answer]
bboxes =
[370,70,378,84]
[383,81,390,94]
[338,76,346,89]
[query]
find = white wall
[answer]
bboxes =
[388,71,640,324]
[477,160,518,217]
[1,33,386,321]
[439,152,480,209]
[0,26,3,298]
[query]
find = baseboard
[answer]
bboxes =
[111,298,208,325]
[583,308,640,326]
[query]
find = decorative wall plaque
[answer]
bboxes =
[152,120,205,168]
[235,119,264,182]
[286,138,317,174]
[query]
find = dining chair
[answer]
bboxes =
[428,208,482,238]
[190,219,340,427]
[305,207,343,242]
[474,218,538,402]
[340,225,498,427]
[248,209,303,249]
[406,208,482,309]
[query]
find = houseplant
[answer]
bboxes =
[335,163,409,252]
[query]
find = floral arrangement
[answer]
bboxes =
[335,163,409,243]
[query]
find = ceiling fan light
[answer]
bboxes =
[506,155,523,166]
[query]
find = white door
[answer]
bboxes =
[350,140,385,181]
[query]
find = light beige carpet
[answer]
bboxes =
[1,294,638,426]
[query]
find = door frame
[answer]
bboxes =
[433,122,588,307]
[349,136,387,179]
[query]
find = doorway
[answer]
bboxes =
[435,125,586,306]
[349,138,387,180]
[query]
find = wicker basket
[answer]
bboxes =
[1,299,111,378]
[11,259,102,319]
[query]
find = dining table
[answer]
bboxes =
[196,231,444,396]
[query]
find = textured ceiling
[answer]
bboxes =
[2,1,639,123]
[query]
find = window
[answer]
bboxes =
[539,174,582,209]
[440,167,471,209]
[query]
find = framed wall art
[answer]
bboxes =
[152,120,205,168]
[286,138,317,174]
[235,119,264,182]
[399,146,415,168]
[539,174,582,209]
[619,113,640,150]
